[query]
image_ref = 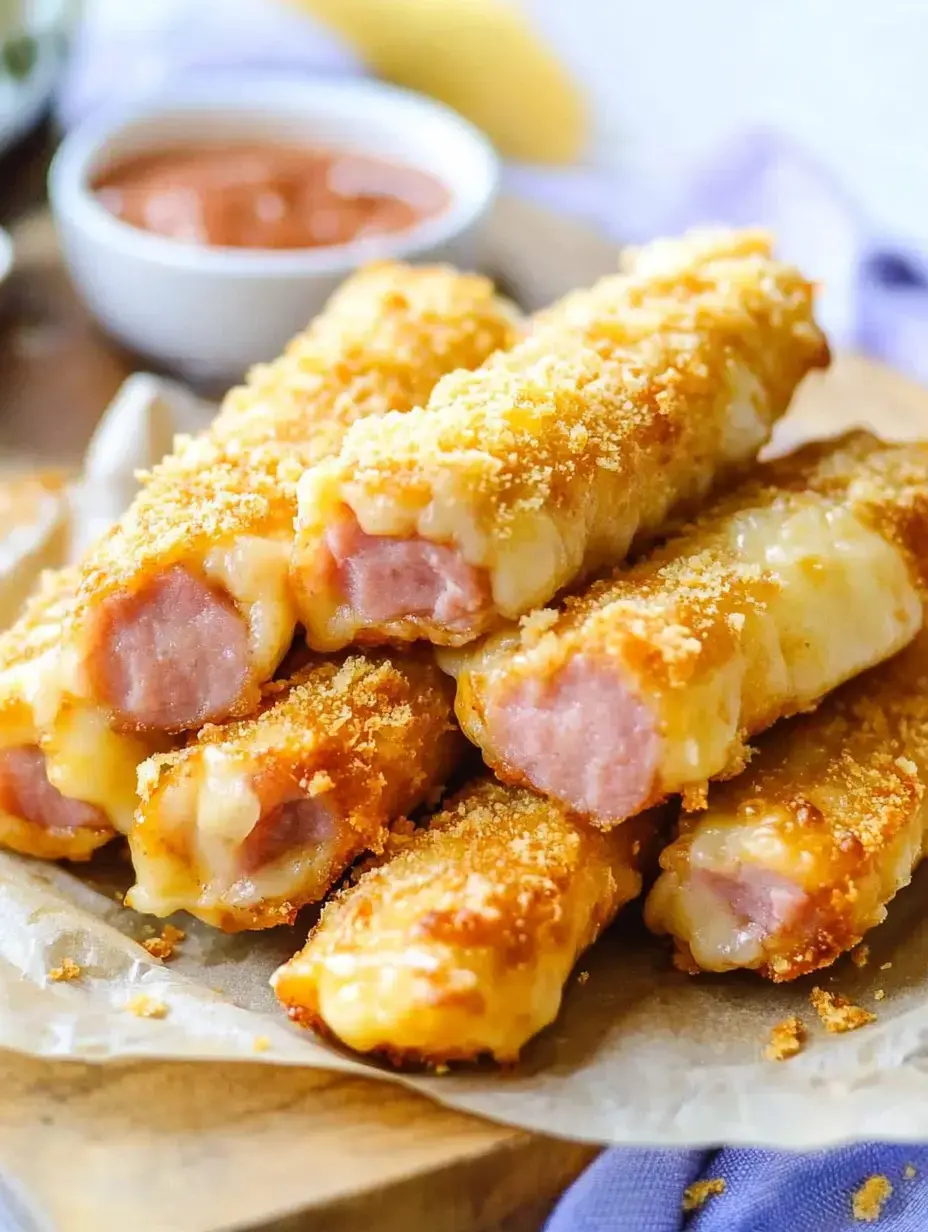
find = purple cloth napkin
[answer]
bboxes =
[546,1145,928,1231]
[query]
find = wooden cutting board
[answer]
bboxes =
[1,199,927,1232]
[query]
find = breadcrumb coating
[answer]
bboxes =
[273,779,664,1064]
[455,433,928,823]
[681,1179,726,1213]
[645,626,928,981]
[852,1176,892,1223]
[77,263,518,610]
[47,957,82,982]
[68,263,519,724]
[294,228,828,649]
[764,1015,806,1061]
[127,651,464,930]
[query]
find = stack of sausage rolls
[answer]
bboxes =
[12,226,922,1068]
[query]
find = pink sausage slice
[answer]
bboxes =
[239,794,340,875]
[89,565,251,732]
[0,745,108,831]
[324,513,492,633]
[693,866,812,937]
[483,655,660,822]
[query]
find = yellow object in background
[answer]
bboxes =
[294,0,586,163]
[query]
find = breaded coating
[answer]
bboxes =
[0,568,157,861]
[272,779,661,1064]
[450,433,928,827]
[645,628,928,981]
[65,263,519,733]
[293,229,828,651]
[126,651,464,931]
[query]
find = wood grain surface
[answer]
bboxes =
[1,191,927,1232]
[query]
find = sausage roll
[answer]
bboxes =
[67,263,519,734]
[0,569,158,860]
[448,433,928,826]
[645,629,928,981]
[292,229,828,651]
[273,779,661,1064]
[126,651,464,930]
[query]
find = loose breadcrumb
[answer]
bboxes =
[881,962,893,971]
[141,924,186,961]
[252,1036,271,1053]
[851,945,870,968]
[48,957,82,982]
[682,1178,726,1212]
[852,1175,892,1222]
[874,989,886,1001]
[124,993,168,1019]
[765,1015,806,1061]
[576,970,590,986]
[904,1164,917,1181]
[811,987,876,1033]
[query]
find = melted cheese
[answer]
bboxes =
[204,534,297,683]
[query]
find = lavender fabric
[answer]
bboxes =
[546,1146,928,1231]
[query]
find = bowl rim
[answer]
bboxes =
[48,74,500,278]
[0,226,12,287]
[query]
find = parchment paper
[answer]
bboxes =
[4,373,928,1150]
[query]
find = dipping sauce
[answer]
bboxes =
[93,143,450,250]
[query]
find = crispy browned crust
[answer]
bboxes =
[653,628,928,981]
[72,263,519,616]
[455,432,928,816]
[274,780,664,1064]
[314,230,826,539]
[293,229,828,648]
[129,650,465,930]
[0,566,80,675]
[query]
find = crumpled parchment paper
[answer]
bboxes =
[4,369,928,1150]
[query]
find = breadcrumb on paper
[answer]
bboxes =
[852,1175,892,1222]
[904,1164,917,1181]
[682,1178,726,1212]
[141,924,186,961]
[810,987,876,1033]
[764,1015,805,1061]
[252,1036,271,1053]
[874,989,886,1002]
[124,994,168,1020]
[48,957,82,982]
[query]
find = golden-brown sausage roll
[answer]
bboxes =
[292,229,828,652]
[0,569,158,860]
[645,629,928,981]
[126,651,464,931]
[273,779,661,1064]
[448,433,928,827]
[65,264,518,735]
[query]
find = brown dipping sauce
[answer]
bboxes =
[93,143,450,250]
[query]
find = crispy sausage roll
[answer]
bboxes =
[644,630,928,981]
[0,569,158,860]
[292,229,828,652]
[449,433,928,827]
[65,264,518,735]
[125,651,464,931]
[273,779,661,1065]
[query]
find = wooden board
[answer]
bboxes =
[1,198,928,1232]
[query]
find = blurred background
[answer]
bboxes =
[1,0,927,465]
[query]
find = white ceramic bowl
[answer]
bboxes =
[48,76,499,383]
